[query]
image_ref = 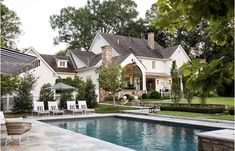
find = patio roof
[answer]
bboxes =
[0,47,39,76]
[146,72,170,77]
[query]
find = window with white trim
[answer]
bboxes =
[58,60,68,68]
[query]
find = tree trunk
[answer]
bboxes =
[113,91,116,107]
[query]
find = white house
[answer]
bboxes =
[24,47,77,101]
[65,32,191,100]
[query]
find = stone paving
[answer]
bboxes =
[1,114,133,151]
[1,113,234,151]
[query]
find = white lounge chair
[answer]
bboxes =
[66,101,83,115]
[78,100,95,114]
[48,101,64,116]
[32,102,50,116]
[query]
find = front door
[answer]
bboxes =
[146,78,155,91]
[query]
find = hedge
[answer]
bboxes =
[160,106,225,114]
[229,107,234,115]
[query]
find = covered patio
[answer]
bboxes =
[0,47,39,112]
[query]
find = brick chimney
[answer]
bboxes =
[148,32,155,50]
[101,45,112,67]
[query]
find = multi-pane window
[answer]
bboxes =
[60,61,65,67]
[157,80,159,84]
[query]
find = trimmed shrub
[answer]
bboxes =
[84,80,97,108]
[160,106,225,114]
[229,107,234,115]
[124,94,134,101]
[149,91,161,99]
[104,96,118,102]
[142,93,148,99]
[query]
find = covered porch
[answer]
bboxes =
[146,72,171,96]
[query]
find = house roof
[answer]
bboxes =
[1,47,39,75]
[100,33,179,59]
[40,54,76,73]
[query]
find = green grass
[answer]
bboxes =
[158,111,234,121]
[143,97,234,106]
[4,113,28,118]
[95,104,135,113]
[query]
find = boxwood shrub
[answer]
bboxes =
[160,106,225,114]
[149,91,161,99]
[142,93,148,99]
[229,107,234,115]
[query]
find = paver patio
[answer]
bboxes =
[1,113,234,151]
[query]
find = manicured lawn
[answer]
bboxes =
[158,111,234,121]
[95,104,135,113]
[143,97,234,106]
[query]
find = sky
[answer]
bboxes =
[3,0,155,54]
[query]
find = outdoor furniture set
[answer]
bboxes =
[32,100,95,116]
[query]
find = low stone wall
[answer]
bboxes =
[198,137,234,151]
[197,129,234,151]
[99,89,146,102]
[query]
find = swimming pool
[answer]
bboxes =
[45,116,218,151]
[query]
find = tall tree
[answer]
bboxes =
[39,83,55,110]
[1,2,22,49]
[12,73,37,113]
[170,60,181,105]
[98,64,125,106]
[50,0,138,50]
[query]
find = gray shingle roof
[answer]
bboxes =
[69,33,180,68]
[100,33,178,59]
[70,50,97,66]
[40,54,76,73]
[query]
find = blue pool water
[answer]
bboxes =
[45,117,217,151]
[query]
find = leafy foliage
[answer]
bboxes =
[153,0,234,46]
[149,91,161,99]
[181,59,234,105]
[50,0,139,50]
[59,90,73,109]
[84,80,97,108]
[55,49,66,56]
[98,64,125,106]
[56,76,86,100]
[170,60,181,105]
[0,2,22,49]
[12,73,37,113]
[0,73,19,96]
[39,83,54,110]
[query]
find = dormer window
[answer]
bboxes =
[57,60,68,68]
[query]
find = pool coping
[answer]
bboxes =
[37,113,235,130]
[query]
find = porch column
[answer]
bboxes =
[180,77,183,92]
[142,73,146,91]
[6,94,10,112]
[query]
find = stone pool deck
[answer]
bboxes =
[1,113,234,151]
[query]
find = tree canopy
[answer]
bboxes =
[153,0,234,46]
[1,2,22,49]
[50,0,142,50]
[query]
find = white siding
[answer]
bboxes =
[71,52,86,69]
[170,47,189,67]
[25,49,76,102]
[139,58,166,73]
[89,34,119,56]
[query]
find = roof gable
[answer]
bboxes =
[40,54,76,73]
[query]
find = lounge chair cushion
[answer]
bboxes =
[37,106,44,111]
[70,105,75,109]
[81,105,87,109]
[5,117,23,123]
[51,105,57,110]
